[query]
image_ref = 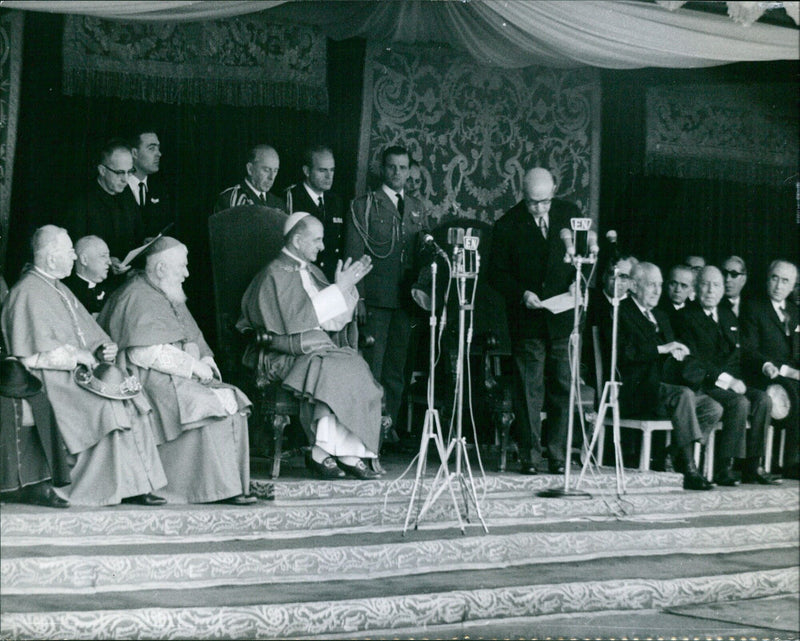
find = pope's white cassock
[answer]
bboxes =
[238,233,383,461]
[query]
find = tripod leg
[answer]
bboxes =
[403,409,435,534]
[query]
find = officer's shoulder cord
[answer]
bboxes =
[349,190,400,259]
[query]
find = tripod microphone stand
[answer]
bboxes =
[403,259,462,535]
[406,244,488,534]
[538,254,593,499]
[577,269,626,495]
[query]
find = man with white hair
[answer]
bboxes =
[617,262,722,490]
[2,225,167,505]
[741,259,799,479]
[489,167,578,475]
[98,237,255,504]
[62,235,113,317]
[239,212,384,479]
[674,266,777,486]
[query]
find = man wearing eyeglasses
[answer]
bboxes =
[66,138,143,276]
[489,167,579,476]
[720,256,748,318]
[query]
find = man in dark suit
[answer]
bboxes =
[658,264,694,329]
[673,266,777,486]
[285,145,344,282]
[720,255,748,318]
[127,128,176,240]
[62,235,112,317]
[65,139,141,277]
[617,263,720,490]
[489,167,577,475]
[214,145,286,213]
[741,260,799,479]
[345,145,429,428]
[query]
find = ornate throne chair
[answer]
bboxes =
[208,205,299,478]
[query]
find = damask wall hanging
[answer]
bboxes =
[62,14,328,111]
[0,10,24,267]
[356,43,600,224]
[645,84,798,185]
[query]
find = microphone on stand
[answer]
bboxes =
[560,228,575,263]
[421,234,448,259]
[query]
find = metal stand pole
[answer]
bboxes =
[411,247,488,534]
[539,256,592,499]
[577,269,626,494]
[403,261,462,535]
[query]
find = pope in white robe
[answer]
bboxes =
[238,212,384,479]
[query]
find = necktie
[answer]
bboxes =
[317,196,326,219]
[396,194,404,217]
[646,309,659,332]
[138,181,147,208]
[778,305,790,336]
[259,193,267,206]
[538,216,548,240]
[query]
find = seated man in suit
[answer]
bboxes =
[683,255,706,302]
[285,145,344,282]
[721,255,748,318]
[741,259,799,479]
[238,212,384,480]
[215,144,286,213]
[617,263,720,490]
[98,237,255,505]
[2,225,167,506]
[62,235,112,317]
[673,266,778,486]
[658,264,694,329]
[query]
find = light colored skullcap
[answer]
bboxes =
[283,211,312,236]
[147,236,185,258]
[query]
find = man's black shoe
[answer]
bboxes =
[336,458,380,480]
[713,470,740,487]
[683,472,713,491]
[24,484,70,508]
[741,468,782,485]
[519,462,538,475]
[122,493,167,506]
[308,454,345,479]
[548,461,566,475]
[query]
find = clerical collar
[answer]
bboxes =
[245,179,266,202]
[281,247,307,269]
[31,265,58,281]
[75,272,97,289]
[304,182,324,204]
[382,184,403,202]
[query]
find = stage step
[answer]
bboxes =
[1,555,796,639]
[2,471,797,639]
[2,516,796,594]
[2,484,795,547]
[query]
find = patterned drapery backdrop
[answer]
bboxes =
[0,10,24,269]
[646,84,799,185]
[357,44,600,223]
[62,14,328,111]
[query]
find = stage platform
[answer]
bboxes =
[1,453,797,639]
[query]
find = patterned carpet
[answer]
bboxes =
[1,460,798,639]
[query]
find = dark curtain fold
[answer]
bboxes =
[605,174,798,287]
[7,12,365,348]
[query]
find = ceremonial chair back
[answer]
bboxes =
[208,205,286,380]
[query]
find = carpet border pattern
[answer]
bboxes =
[1,568,795,640]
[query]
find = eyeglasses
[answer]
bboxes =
[102,164,136,177]
[722,269,746,279]
[527,199,552,207]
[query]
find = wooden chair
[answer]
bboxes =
[208,205,300,478]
